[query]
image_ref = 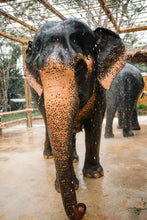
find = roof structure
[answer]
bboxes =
[0,0,147,45]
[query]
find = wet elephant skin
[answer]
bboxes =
[25,19,126,220]
[105,63,144,138]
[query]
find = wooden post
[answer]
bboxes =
[22,44,32,128]
[0,116,2,135]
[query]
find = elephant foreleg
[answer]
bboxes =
[83,102,105,178]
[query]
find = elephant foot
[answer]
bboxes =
[123,129,134,137]
[83,164,104,178]
[72,152,79,163]
[43,151,53,159]
[117,124,123,129]
[104,132,114,138]
[73,157,79,163]
[44,154,53,159]
[55,176,79,193]
[131,125,141,130]
[43,147,53,159]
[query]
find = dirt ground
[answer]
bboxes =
[0,116,147,220]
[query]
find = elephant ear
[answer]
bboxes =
[25,40,43,96]
[94,27,127,89]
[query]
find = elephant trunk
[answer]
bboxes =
[40,61,86,220]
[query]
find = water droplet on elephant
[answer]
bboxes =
[94,156,96,160]
[95,141,97,144]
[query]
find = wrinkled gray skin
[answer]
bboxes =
[105,63,144,138]
[26,19,126,220]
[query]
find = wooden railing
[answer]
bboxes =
[0,108,43,135]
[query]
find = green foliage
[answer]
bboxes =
[0,40,24,111]
[1,111,41,123]
[137,103,147,114]
[137,63,147,72]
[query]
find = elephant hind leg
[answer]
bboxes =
[104,105,117,138]
[122,101,134,137]
[123,129,134,137]
[31,88,53,159]
[117,108,123,129]
[131,105,140,130]
[43,132,53,159]
[122,108,134,137]
[72,133,79,163]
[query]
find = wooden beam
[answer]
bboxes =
[22,45,32,128]
[127,45,147,63]
[98,0,120,33]
[38,0,66,20]
[0,0,15,2]
[119,26,147,33]
[0,8,37,32]
[0,30,28,44]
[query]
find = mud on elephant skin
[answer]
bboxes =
[105,63,144,138]
[25,19,126,220]
[30,86,79,161]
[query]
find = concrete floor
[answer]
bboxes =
[0,116,147,220]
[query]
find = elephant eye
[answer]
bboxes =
[26,41,32,54]
[70,33,82,52]
[75,59,87,82]
[34,38,41,54]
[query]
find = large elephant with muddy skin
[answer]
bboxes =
[25,19,126,220]
[104,63,144,138]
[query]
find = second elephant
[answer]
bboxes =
[105,63,144,138]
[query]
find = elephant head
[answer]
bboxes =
[25,19,126,220]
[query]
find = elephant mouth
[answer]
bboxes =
[74,92,96,133]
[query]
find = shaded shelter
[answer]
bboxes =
[0,0,146,117]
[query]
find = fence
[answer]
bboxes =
[0,108,42,135]
[138,74,147,106]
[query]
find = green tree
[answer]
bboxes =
[0,39,24,111]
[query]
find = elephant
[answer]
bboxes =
[25,19,126,220]
[104,62,144,138]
